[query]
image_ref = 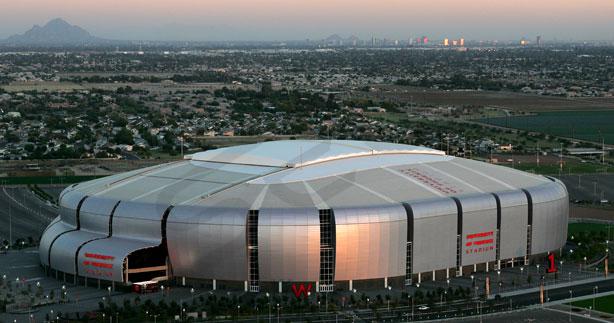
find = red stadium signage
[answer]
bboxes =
[291,283,312,298]
[82,253,115,278]
[465,231,495,254]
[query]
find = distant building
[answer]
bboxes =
[443,38,449,46]
[536,35,542,47]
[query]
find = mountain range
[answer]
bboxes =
[1,18,108,46]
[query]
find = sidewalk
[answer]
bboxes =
[490,275,614,299]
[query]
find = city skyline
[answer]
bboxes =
[1,0,614,42]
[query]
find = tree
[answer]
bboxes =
[113,128,134,145]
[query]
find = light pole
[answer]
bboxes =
[387,285,392,312]
[237,305,240,319]
[569,290,573,322]
[593,286,598,315]
[190,287,194,304]
[411,295,415,321]
[266,292,271,323]
[276,304,280,323]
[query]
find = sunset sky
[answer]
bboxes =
[1,0,613,41]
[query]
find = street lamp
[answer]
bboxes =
[593,286,598,316]
[569,290,573,322]
[190,287,195,304]
[266,292,271,323]
[276,304,280,323]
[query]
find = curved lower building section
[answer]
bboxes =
[40,140,569,291]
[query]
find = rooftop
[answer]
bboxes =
[190,140,445,168]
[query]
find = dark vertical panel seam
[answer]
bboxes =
[74,201,121,276]
[451,197,463,268]
[48,195,88,268]
[492,193,502,261]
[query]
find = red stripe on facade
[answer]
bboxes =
[85,253,115,260]
[473,238,494,246]
[90,261,113,269]
[466,231,493,240]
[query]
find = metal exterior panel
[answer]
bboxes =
[334,204,406,281]
[39,217,67,266]
[497,190,529,260]
[112,201,168,243]
[77,237,158,282]
[258,208,320,282]
[49,230,104,274]
[411,198,458,273]
[166,206,248,281]
[458,194,498,266]
[79,197,118,234]
[58,190,87,227]
[527,181,569,254]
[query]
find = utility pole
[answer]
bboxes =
[559,143,564,175]
[603,137,606,165]
[536,143,540,167]
[9,193,12,248]
[180,136,184,158]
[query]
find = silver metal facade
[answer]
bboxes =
[258,207,320,282]
[112,201,167,242]
[458,194,498,266]
[497,190,529,260]
[39,140,570,287]
[39,217,70,267]
[77,238,158,282]
[166,206,248,281]
[334,205,407,281]
[410,198,458,273]
[527,180,569,254]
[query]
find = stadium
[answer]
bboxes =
[39,140,568,292]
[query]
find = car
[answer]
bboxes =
[418,305,430,311]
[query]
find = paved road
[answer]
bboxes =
[0,186,58,244]
[558,174,614,203]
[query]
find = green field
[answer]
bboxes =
[479,110,614,144]
[571,294,614,314]
[568,222,612,238]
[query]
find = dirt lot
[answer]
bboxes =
[367,85,614,112]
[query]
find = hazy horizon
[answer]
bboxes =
[1,0,614,42]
